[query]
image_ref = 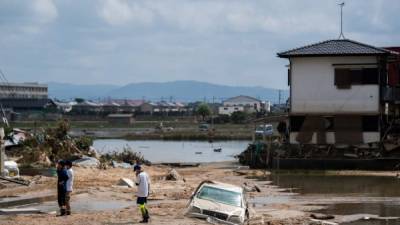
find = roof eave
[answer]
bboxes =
[277,53,390,58]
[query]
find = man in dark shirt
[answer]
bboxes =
[56,160,68,216]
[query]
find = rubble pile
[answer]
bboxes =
[15,120,94,167]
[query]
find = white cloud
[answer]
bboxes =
[32,0,58,24]
[99,0,154,26]
[97,0,337,35]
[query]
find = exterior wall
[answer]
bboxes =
[0,83,48,99]
[223,100,261,111]
[291,56,379,114]
[218,106,244,115]
[289,132,380,144]
[140,103,154,113]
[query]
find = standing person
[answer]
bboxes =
[134,165,150,223]
[56,160,68,216]
[65,160,74,215]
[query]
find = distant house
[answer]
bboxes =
[107,113,134,124]
[140,102,157,115]
[277,39,397,145]
[139,101,188,115]
[113,99,144,113]
[71,101,102,115]
[218,95,264,115]
[53,101,75,113]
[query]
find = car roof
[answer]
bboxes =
[201,181,243,193]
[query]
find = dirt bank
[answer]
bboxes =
[0,162,310,225]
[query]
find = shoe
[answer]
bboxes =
[139,216,149,223]
[56,209,66,217]
[66,211,71,215]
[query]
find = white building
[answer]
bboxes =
[0,82,50,111]
[278,39,392,145]
[219,95,267,115]
[0,82,47,99]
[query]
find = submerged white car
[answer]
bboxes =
[186,180,249,225]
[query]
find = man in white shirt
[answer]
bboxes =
[134,165,150,223]
[65,160,74,216]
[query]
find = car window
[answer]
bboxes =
[197,186,242,207]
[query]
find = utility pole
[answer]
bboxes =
[211,96,215,130]
[338,2,345,39]
[278,90,282,104]
[0,128,4,177]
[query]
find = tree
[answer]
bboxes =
[74,98,85,103]
[230,111,248,124]
[196,103,211,121]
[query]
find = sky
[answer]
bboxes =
[0,0,399,89]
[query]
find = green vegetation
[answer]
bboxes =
[100,145,150,165]
[230,111,248,124]
[196,103,211,121]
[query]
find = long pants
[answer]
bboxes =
[57,188,66,208]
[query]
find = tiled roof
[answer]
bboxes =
[277,39,391,58]
[224,95,261,103]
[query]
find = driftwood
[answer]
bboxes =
[0,176,30,186]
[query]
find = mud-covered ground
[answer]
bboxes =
[0,162,312,225]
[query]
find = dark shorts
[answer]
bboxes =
[137,197,147,205]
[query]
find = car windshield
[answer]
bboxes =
[197,185,242,207]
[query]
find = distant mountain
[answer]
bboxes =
[48,80,289,103]
[47,82,119,100]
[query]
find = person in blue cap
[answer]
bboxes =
[56,160,68,216]
[134,164,150,223]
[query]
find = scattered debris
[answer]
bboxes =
[112,161,133,169]
[166,169,182,181]
[118,178,134,188]
[0,176,30,186]
[310,219,338,225]
[87,146,100,159]
[73,156,100,168]
[14,120,94,166]
[3,160,20,178]
[159,162,200,167]
[0,208,42,215]
[242,182,261,192]
[310,213,335,220]
[213,148,222,152]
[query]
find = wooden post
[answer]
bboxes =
[252,123,256,142]
[0,128,4,177]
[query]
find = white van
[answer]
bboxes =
[255,124,273,136]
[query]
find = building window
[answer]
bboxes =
[334,68,379,89]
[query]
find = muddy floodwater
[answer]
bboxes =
[93,139,249,163]
[266,172,400,225]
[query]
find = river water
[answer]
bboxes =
[263,172,400,225]
[93,139,249,163]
